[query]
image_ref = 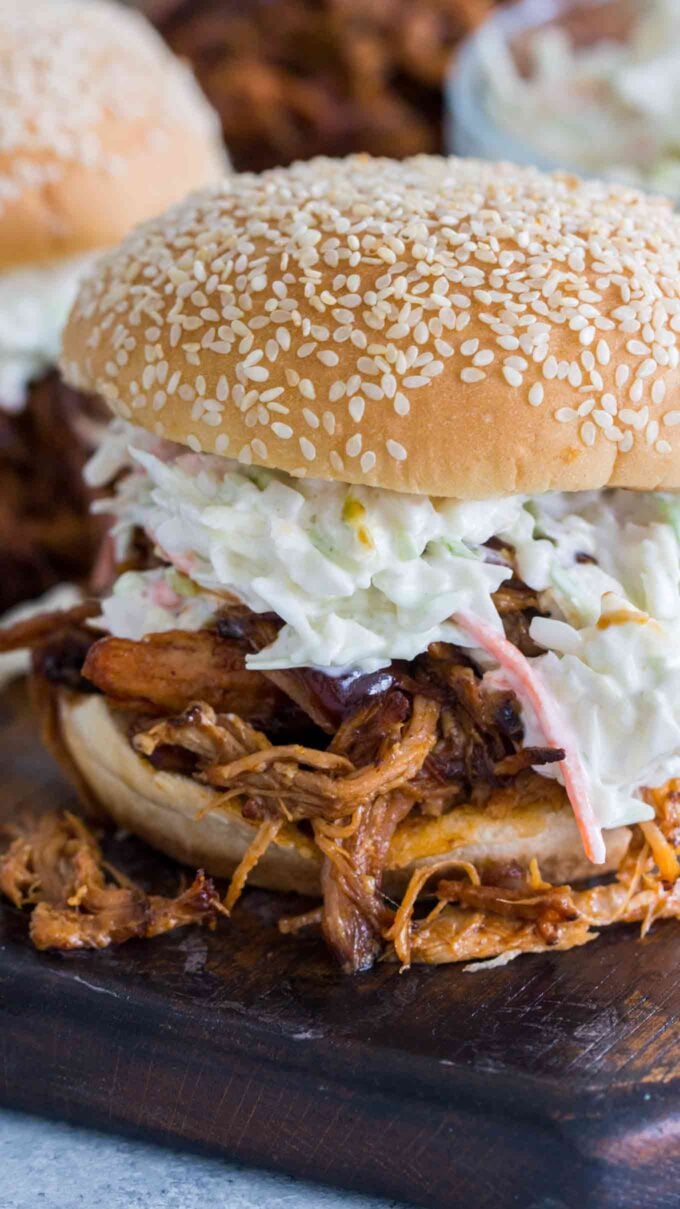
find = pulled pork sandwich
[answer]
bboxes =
[0,0,227,615]
[19,155,680,972]
[140,0,492,170]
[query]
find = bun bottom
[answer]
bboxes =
[59,694,631,894]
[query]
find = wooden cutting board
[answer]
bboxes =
[0,681,678,1209]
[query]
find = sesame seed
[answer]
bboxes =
[596,340,610,366]
[360,451,376,472]
[460,367,486,384]
[299,436,316,461]
[593,410,613,429]
[346,434,362,457]
[503,366,523,388]
[528,383,544,407]
[386,439,407,461]
[272,422,293,439]
[349,397,365,422]
[663,411,680,426]
[581,421,596,446]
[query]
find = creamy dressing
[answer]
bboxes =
[88,421,680,833]
[0,254,95,411]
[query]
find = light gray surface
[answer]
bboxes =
[0,1108,407,1209]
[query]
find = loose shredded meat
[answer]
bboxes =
[0,372,106,613]
[223,818,283,913]
[385,808,680,968]
[0,811,224,950]
[435,878,579,944]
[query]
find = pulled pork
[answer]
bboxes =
[149,0,491,172]
[0,372,106,613]
[2,588,680,973]
[386,819,680,968]
[0,810,224,949]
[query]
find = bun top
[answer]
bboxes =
[0,0,226,270]
[62,155,680,499]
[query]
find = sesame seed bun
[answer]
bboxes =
[0,0,227,271]
[59,692,631,892]
[62,155,680,498]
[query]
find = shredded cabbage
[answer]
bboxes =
[89,422,514,669]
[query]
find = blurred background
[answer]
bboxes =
[134,0,680,202]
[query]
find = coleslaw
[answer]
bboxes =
[480,0,680,200]
[0,254,95,412]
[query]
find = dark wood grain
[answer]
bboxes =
[0,681,679,1208]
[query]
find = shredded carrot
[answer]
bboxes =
[640,820,679,884]
[455,612,606,866]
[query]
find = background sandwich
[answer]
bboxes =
[0,0,227,615]
[13,154,680,972]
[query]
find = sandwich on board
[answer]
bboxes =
[5,155,680,971]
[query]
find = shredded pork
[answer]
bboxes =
[388,825,680,968]
[0,810,224,950]
[0,372,105,613]
[1,588,680,972]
